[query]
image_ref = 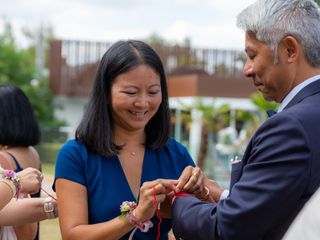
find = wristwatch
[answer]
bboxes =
[44,197,56,219]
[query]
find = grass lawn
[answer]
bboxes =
[42,162,56,176]
[40,218,61,240]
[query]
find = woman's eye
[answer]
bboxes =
[149,91,159,95]
[122,91,136,95]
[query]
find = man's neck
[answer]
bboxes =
[278,74,320,112]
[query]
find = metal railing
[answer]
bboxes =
[49,40,247,96]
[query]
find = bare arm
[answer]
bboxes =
[0,167,42,211]
[56,178,135,240]
[0,198,47,225]
[14,222,37,240]
[0,182,14,210]
[56,178,176,240]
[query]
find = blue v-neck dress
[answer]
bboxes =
[54,138,195,239]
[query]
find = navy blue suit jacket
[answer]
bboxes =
[172,80,320,240]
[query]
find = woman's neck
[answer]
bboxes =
[112,127,145,147]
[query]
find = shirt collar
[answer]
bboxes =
[278,75,320,113]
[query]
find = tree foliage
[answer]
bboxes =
[0,22,64,127]
[250,92,279,120]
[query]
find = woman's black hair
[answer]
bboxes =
[76,40,170,156]
[0,84,41,146]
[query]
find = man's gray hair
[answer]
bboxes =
[237,0,320,67]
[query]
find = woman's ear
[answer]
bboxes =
[282,36,299,63]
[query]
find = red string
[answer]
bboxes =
[41,187,57,201]
[173,191,189,198]
[172,191,190,205]
[152,187,162,240]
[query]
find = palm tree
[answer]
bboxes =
[183,98,230,170]
[250,92,279,119]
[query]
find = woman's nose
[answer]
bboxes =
[134,95,148,108]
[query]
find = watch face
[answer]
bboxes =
[44,201,54,212]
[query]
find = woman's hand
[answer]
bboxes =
[134,179,177,221]
[158,191,175,218]
[17,167,42,195]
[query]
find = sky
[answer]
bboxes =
[0,0,254,50]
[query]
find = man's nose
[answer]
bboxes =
[243,60,253,77]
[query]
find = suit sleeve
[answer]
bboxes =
[172,113,311,240]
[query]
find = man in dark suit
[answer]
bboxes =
[171,0,320,239]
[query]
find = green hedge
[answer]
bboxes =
[35,142,63,164]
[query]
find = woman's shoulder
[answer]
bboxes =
[61,139,86,151]
[28,146,41,169]
[160,138,195,167]
[0,147,40,170]
[163,138,190,158]
[58,139,94,162]
[57,139,83,158]
[0,150,12,169]
[166,138,188,150]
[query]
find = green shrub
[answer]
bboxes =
[35,142,63,164]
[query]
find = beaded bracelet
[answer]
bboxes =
[0,167,22,198]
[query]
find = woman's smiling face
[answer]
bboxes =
[110,64,162,132]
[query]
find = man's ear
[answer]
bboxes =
[282,36,299,63]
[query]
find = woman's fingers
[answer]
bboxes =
[136,179,177,221]
[141,179,177,195]
[17,167,42,195]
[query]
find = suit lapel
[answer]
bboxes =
[284,79,320,110]
[229,80,320,190]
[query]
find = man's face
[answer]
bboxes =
[243,32,292,102]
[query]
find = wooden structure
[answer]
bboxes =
[49,40,256,98]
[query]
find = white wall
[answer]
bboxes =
[54,96,89,138]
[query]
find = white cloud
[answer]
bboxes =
[163,19,245,50]
[0,0,254,50]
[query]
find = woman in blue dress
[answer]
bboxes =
[54,40,209,240]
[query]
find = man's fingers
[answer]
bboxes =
[175,166,193,192]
